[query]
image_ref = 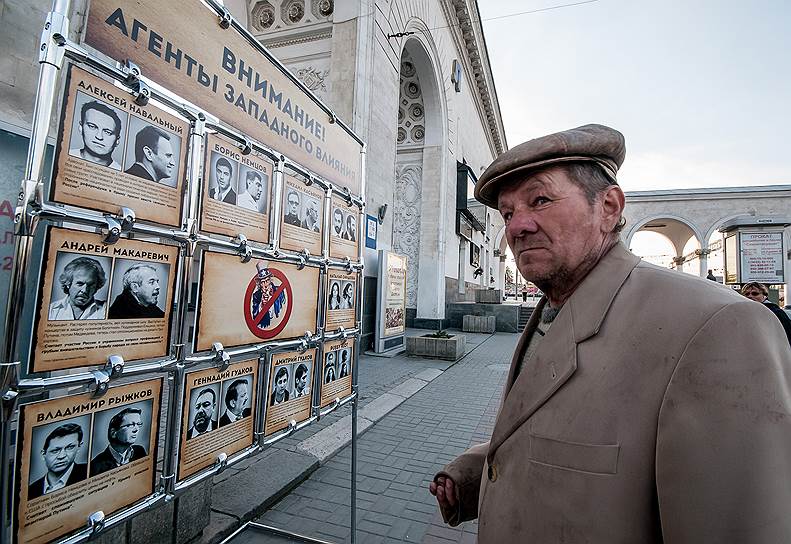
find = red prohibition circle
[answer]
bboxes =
[243,267,293,339]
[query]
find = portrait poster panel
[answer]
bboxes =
[84,0,362,193]
[200,133,272,243]
[279,175,323,254]
[264,349,315,436]
[319,338,353,408]
[51,65,188,226]
[15,378,162,544]
[195,252,319,351]
[325,270,356,331]
[178,359,258,479]
[384,252,407,336]
[32,228,177,372]
[329,196,359,261]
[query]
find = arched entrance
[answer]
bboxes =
[392,34,449,322]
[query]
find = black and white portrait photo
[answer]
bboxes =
[219,376,253,427]
[292,362,311,398]
[270,365,291,406]
[331,207,345,239]
[27,415,91,499]
[89,400,152,477]
[300,194,321,232]
[345,213,357,242]
[208,152,238,205]
[328,281,342,311]
[236,166,268,213]
[341,281,355,310]
[187,385,220,440]
[337,348,351,379]
[68,92,127,171]
[283,189,301,227]
[123,117,180,187]
[323,351,337,384]
[107,259,169,319]
[48,252,112,321]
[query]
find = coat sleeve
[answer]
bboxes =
[656,299,791,542]
[433,441,488,526]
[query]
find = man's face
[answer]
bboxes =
[247,175,263,201]
[193,392,215,432]
[257,274,272,292]
[499,167,610,287]
[134,268,160,307]
[216,165,232,191]
[149,136,175,181]
[744,288,766,303]
[43,434,81,476]
[333,211,343,233]
[112,413,141,447]
[275,372,288,394]
[80,108,119,159]
[231,383,249,415]
[68,269,99,310]
[287,193,300,216]
[307,201,318,221]
[295,371,306,392]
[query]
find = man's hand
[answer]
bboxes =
[429,475,457,510]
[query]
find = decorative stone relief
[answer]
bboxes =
[311,0,334,18]
[398,53,425,146]
[393,164,423,309]
[282,0,305,24]
[296,67,329,92]
[251,0,276,30]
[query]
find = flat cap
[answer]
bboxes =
[474,124,625,208]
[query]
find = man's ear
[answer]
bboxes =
[600,185,625,232]
[142,145,154,161]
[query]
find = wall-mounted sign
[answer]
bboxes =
[178,359,258,479]
[51,66,189,226]
[195,252,319,351]
[264,349,315,435]
[16,378,162,544]
[200,133,272,243]
[365,214,377,250]
[84,0,362,193]
[32,227,178,372]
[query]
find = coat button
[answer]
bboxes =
[487,464,497,482]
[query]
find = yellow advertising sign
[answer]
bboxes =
[84,0,362,193]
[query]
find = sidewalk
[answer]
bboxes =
[200,329,516,544]
[209,330,518,543]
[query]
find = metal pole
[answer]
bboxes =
[350,144,366,544]
[270,157,285,251]
[1,1,71,541]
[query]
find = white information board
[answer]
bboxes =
[740,231,784,283]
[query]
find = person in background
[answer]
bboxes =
[741,282,791,347]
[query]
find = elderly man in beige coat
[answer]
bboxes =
[430,124,791,542]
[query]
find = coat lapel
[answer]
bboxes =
[487,243,641,459]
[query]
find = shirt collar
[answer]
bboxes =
[43,462,75,494]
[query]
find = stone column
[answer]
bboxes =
[696,248,711,278]
[672,256,685,272]
[498,254,506,292]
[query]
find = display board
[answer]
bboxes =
[329,195,359,260]
[2,2,365,542]
[200,133,272,242]
[178,359,258,479]
[15,379,162,544]
[319,338,353,408]
[83,0,362,193]
[740,231,784,284]
[195,252,319,351]
[279,174,324,254]
[264,349,316,435]
[52,65,188,227]
[32,227,178,372]
[374,251,407,352]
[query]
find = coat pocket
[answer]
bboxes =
[528,433,619,474]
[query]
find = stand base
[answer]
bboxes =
[222,522,337,544]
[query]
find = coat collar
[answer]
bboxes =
[488,243,640,459]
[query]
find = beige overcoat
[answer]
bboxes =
[437,243,791,543]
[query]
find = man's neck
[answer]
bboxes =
[81,149,112,166]
[542,237,618,307]
[138,161,157,180]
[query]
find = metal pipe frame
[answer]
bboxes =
[0,1,368,541]
[1,1,72,541]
